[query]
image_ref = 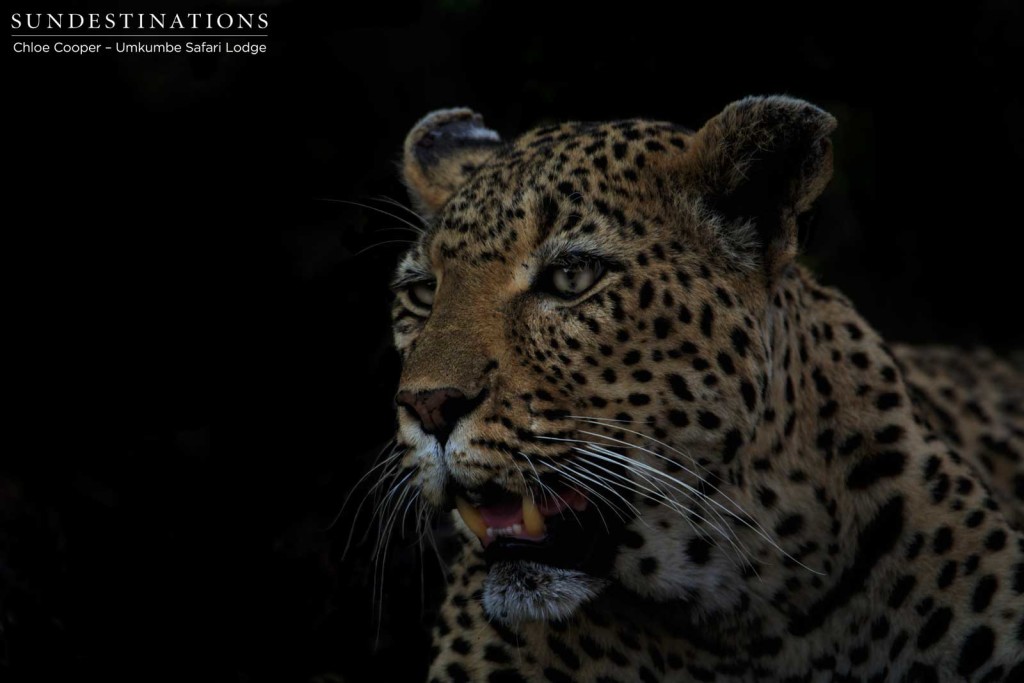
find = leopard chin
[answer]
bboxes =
[481,560,609,627]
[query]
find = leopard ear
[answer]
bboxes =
[683,96,836,273]
[401,108,503,218]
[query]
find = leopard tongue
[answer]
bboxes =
[455,495,547,542]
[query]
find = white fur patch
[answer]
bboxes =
[460,127,501,142]
[482,560,608,627]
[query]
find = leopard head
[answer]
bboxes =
[387,98,836,625]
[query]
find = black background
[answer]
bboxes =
[5,1,1022,681]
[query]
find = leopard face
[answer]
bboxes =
[387,98,837,625]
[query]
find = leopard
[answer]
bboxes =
[381,96,1024,682]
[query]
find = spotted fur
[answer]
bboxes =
[384,98,1024,682]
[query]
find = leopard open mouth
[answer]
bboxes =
[450,482,624,574]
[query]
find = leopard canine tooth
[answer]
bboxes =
[455,496,488,540]
[522,495,546,536]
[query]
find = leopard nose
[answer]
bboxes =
[395,388,487,448]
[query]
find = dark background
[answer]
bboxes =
[5,1,1022,681]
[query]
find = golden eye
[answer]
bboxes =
[545,260,604,299]
[408,281,436,308]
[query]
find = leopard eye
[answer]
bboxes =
[407,280,436,309]
[542,260,605,299]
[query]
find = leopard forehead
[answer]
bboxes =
[405,118,696,275]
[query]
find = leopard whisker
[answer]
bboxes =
[342,454,406,559]
[518,450,614,528]
[318,197,426,234]
[570,417,778,544]
[355,238,420,257]
[371,194,429,229]
[573,439,756,545]
[539,432,722,516]
[568,448,745,561]
[545,464,620,533]
[372,467,417,523]
[562,455,756,577]
[367,466,416,601]
[572,439,821,575]
[420,512,450,580]
[570,448,757,573]
[537,457,629,527]
[532,458,610,528]
[568,415,719,478]
[331,439,400,529]
[546,432,757,566]
[540,456,641,524]
[568,439,743,544]
[559,458,680,536]
[571,426,780,544]
[372,471,418,639]
[568,446,731,539]
[375,226,429,238]
[374,473,414,559]
[399,487,422,540]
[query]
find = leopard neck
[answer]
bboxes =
[724,263,926,639]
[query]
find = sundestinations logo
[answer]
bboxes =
[11,11,270,55]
